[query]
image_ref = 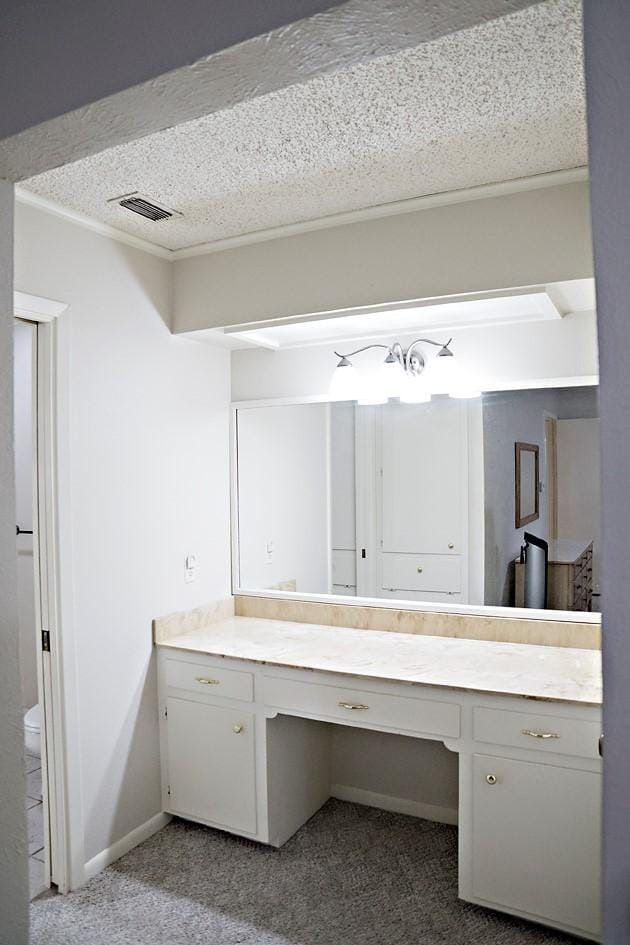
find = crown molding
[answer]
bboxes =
[14,186,173,260]
[15,166,589,264]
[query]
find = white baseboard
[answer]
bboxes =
[84,811,171,881]
[331,784,458,825]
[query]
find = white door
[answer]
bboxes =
[376,400,467,601]
[471,753,601,936]
[167,697,257,834]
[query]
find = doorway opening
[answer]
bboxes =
[13,302,73,899]
[14,318,51,898]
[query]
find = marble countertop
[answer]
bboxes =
[157,616,602,706]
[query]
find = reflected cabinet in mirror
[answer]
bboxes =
[235,386,600,615]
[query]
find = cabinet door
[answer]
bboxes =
[166,697,257,834]
[471,753,601,937]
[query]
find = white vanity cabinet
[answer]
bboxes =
[165,697,257,835]
[157,633,602,941]
[159,654,260,837]
[468,753,601,937]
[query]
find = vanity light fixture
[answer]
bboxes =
[329,338,480,403]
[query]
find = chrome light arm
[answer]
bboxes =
[333,344,391,360]
[334,337,453,378]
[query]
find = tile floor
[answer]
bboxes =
[25,752,47,900]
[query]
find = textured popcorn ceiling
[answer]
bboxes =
[23,0,585,252]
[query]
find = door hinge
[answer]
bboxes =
[41,629,51,652]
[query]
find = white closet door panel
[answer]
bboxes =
[471,753,601,936]
[167,697,257,834]
[381,552,461,593]
[380,400,464,554]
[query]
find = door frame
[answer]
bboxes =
[543,412,559,541]
[15,291,84,893]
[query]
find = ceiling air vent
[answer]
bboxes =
[107,192,182,222]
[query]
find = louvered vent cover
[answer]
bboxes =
[119,196,172,221]
[108,192,181,222]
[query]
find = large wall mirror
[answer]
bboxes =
[233,384,601,618]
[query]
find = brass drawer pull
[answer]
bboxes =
[486,774,497,785]
[521,729,560,740]
[417,566,423,573]
[233,724,244,734]
[196,677,220,685]
[338,701,369,711]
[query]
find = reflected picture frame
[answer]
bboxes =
[515,441,540,528]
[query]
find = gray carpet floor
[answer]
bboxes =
[31,800,580,945]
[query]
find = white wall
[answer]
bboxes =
[14,202,232,874]
[13,320,38,710]
[0,180,29,944]
[557,418,602,591]
[231,310,598,402]
[237,404,329,593]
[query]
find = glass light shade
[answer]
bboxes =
[423,351,457,395]
[377,356,406,399]
[357,372,388,405]
[399,374,431,404]
[329,361,360,401]
[448,364,481,398]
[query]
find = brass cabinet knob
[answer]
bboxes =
[417,566,423,573]
[233,724,244,734]
[486,774,497,785]
[448,542,455,550]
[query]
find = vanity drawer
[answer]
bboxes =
[164,658,254,702]
[473,707,601,759]
[264,676,460,738]
[381,553,461,593]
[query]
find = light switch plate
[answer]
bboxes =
[185,553,198,583]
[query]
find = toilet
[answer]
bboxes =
[24,704,41,759]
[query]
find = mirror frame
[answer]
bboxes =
[230,395,601,626]
[515,441,540,528]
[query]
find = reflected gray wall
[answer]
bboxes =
[483,386,598,606]
[583,3,630,941]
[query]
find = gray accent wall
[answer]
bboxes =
[583,3,630,941]
[0,181,28,943]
